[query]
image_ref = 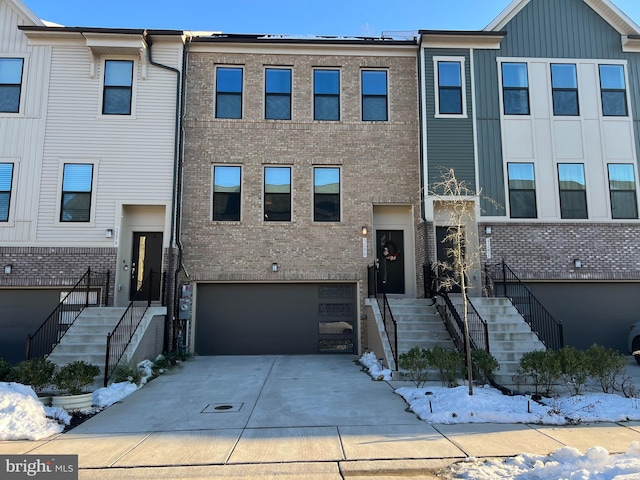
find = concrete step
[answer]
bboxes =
[47,352,106,367]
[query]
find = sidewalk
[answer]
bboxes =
[3,355,640,479]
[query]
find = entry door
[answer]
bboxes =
[435,226,464,294]
[130,232,163,301]
[376,230,405,294]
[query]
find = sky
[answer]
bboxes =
[20,0,640,37]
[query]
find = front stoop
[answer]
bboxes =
[470,297,547,388]
[386,298,458,379]
[47,307,128,371]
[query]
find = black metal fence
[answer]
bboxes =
[484,260,564,351]
[367,264,398,368]
[26,268,110,360]
[103,270,160,386]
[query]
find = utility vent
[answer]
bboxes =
[201,403,243,413]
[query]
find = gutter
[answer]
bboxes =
[142,30,184,353]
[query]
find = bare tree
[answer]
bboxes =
[429,168,479,395]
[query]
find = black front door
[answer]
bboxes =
[130,232,163,301]
[376,230,405,294]
[435,226,464,294]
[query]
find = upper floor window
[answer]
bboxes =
[216,67,243,119]
[558,163,587,219]
[103,60,133,115]
[437,61,463,115]
[265,68,291,120]
[361,70,388,121]
[0,163,14,221]
[502,63,530,115]
[314,167,340,222]
[264,166,291,221]
[599,65,628,117]
[314,69,340,121]
[213,165,241,221]
[551,64,579,116]
[0,58,23,113]
[608,164,638,219]
[507,163,537,218]
[61,164,93,222]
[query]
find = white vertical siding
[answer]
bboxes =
[34,39,182,245]
[0,0,48,243]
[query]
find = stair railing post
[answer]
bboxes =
[105,270,111,306]
[501,259,507,298]
[85,267,91,308]
[104,334,112,387]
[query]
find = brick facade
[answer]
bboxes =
[181,42,421,352]
[478,222,640,281]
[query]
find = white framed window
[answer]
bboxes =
[558,163,587,219]
[433,56,466,117]
[0,58,24,114]
[501,62,530,115]
[599,64,628,117]
[60,163,94,222]
[0,163,14,222]
[608,164,638,219]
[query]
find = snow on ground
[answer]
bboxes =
[359,351,392,381]
[359,354,640,478]
[0,358,157,440]
[452,443,640,479]
[0,383,67,440]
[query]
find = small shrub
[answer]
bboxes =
[14,358,55,394]
[514,349,561,396]
[53,361,100,395]
[398,346,431,388]
[586,344,627,394]
[558,346,591,395]
[0,358,15,382]
[430,346,463,388]
[110,362,144,386]
[469,350,499,385]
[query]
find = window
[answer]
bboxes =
[361,70,387,121]
[265,68,291,120]
[0,58,23,113]
[61,164,93,222]
[216,67,243,119]
[551,64,579,116]
[314,69,340,121]
[103,60,133,115]
[502,63,530,115]
[558,164,587,219]
[213,166,241,221]
[0,163,13,221]
[608,164,638,219]
[264,167,291,221]
[599,65,628,116]
[313,167,340,222]
[437,61,463,115]
[507,163,537,218]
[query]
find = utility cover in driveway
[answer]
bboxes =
[195,283,356,355]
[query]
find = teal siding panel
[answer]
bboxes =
[474,0,640,217]
[423,48,476,193]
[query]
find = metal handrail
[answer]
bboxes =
[26,268,110,360]
[484,260,564,351]
[368,264,398,368]
[103,270,159,386]
[438,290,490,353]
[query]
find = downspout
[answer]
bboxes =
[143,31,183,353]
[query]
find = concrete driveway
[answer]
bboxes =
[5,355,640,479]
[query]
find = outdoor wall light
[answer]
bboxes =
[485,226,492,234]
[272,263,278,272]
[105,228,114,238]
[573,258,582,268]
[4,264,12,274]
[361,226,368,236]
